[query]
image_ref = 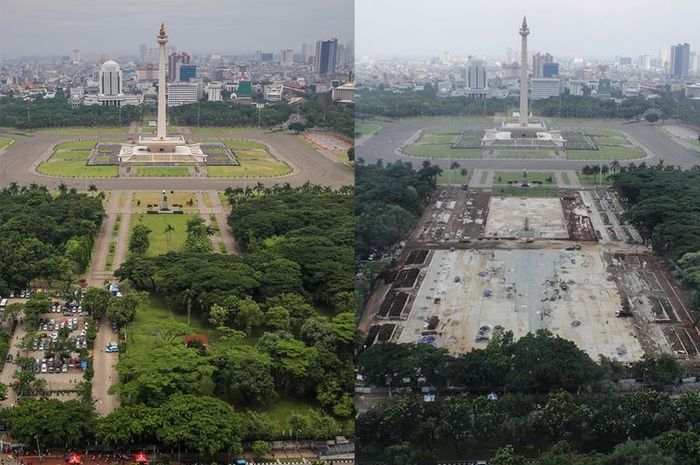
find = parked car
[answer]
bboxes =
[41,363,47,373]
[106,342,119,353]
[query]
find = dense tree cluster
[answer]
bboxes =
[359,389,700,465]
[301,95,354,138]
[613,165,700,309]
[0,185,104,292]
[355,161,441,258]
[0,92,140,128]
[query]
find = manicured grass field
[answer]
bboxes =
[438,169,471,185]
[129,213,196,255]
[404,143,482,158]
[550,118,623,127]
[231,149,273,160]
[223,140,267,150]
[131,192,198,212]
[52,151,91,161]
[480,170,489,184]
[135,167,191,177]
[418,133,457,144]
[496,150,552,159]
[0,137,15,151]
[36,127,128,135]
[355,123,381,136]
[576,172,613,186]
[55,140,99,150]
[190,126,251,135]
[405,116,491,124]
[494,170,556,184]
[37,160,118,177]
[208,159,291,178]
[567,145,644,160]
[333,150,351,163]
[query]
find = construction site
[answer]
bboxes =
[363,187,700,362]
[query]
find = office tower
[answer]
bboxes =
[139,44,148,62]
[532,52,554,78]
[314,38,338,75]
[670,43,690,79]
[282,49,294,66]
[168,52,191,82]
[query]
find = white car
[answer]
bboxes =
[40,363,47,373]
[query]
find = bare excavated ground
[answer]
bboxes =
[362,187,700,362]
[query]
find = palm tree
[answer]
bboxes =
[610,160,620,174]
[97,191,106,201]
[58,182,68,194]
[182,288,196,327]
[205,224,215,237]
[165,224,175,251]
[88,184,98,195]
[8,182,19,195]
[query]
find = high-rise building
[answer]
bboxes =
[466,58,488,99]
[98,60,124,106]
[532,52,554,78]
[542,62,559,78]
[71,49,80,64]
[168,52,191,82]
[139,44,148,62]
[260,52,274,62]
[207,83,222,102]
[166,82,198,106]
[639,54,651,70]
[505,47,513,64]
[531,78,561,100]
[314,38,338,76]
[282,49,294,66]
[670,43,691,79]
[179,64,197,82]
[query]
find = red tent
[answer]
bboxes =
[134,452,149,464]
[68,453,82,465]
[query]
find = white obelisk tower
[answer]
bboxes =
[156,23,168,140]
[519,16,530,127]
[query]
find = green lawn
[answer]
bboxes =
[355,123,381,136]
[136,167,191,177]
[129,213,195,255]
[55,140,101,150]
[576,172,613,186]
[52,150,91,161]
[404,143,482,158]
[36,127,128,135]
[550,118,623,127]
[480,170,489,184]
[190,126,251,135]
[208,160,291,178]
[405,116,491,125]
[496,150,552,159]
[417,133,457,144]
[231,149,273,160]
[37,160,118,177]
[567,145,644,160]
[423,127,462,135]
[223,140,267,150]
[494,171,556,184]
[438,169,471,185]
[0,137,15,151]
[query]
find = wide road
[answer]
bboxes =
[0,128,353,189]
[358,118,700,170]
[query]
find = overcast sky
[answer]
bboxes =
[357,0,700,59]
[0,0,353,58]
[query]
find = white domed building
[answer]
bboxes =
[465,57,489,99]
[98,60,124,106]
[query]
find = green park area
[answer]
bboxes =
[131,191,198,212]
[223,139,268,150]
[355,122,381,136]
[37,140,119,177]
[493,186,562,197]
[496,149,552,159]
[567,130,645,160]
[405,127,483,158]
[189,126,251,135]
[438,169,471,185]
[129,213,196,256]
[206,140,290,177]
[0,137,14,151]
[494,170,556,185]
[36,127,127,135]
[135,166,191,177]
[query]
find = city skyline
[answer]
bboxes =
[0,0,353,58]
[356,0,699,59]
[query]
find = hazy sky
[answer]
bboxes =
[357,0,700,59]
[0,0,353,57]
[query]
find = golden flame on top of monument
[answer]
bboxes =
[159,23,166,38]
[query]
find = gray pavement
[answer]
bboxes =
[357,119,700,170]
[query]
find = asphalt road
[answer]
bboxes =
[357,119,700,170]
[0,128,353,189]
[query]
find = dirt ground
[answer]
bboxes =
[361,187,700,362]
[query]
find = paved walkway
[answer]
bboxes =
[469,169,494,188]
[205,190,240,254]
